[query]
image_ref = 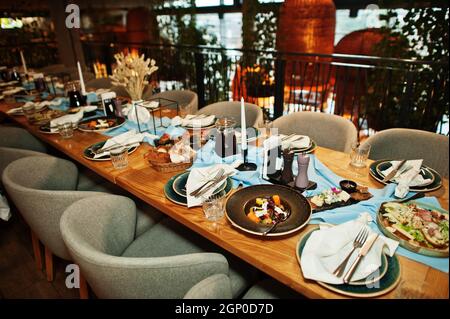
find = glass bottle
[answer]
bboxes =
[66,81,84,108]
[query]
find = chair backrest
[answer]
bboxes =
[2,156,101,260]
[363,128,449,177]
[60,195,230,298]
[197,101,264,128]
[272,112,358,152]
[0,125,47,153]
[147,90,198,114]
[86,78,113,90]
[0,147,48,187]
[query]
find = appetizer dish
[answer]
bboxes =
[308,186,372,212]
[31,109,65,125]
[380,202,449,250]
[78,117,125,132]
[246,195,289,225]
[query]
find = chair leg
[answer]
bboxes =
[79,273,89,299]
[44,246,54,282]
[30,230,42,271]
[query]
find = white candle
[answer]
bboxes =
[241,97,247,150]
[77,61,86,95]
[20,50,27,74]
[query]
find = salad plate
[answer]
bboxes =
[83,141,139,161]
[369,159,442,193]
[164,172,233,206]
[296,226,401,297]
[225,185,311,237]
[377,200,449,257]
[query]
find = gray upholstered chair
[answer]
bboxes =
[60,194,256,299]
[144,90,198,114]
[1,156,162,297]
[0,125,47,153]
[272,112,358,152]
[196,101,264,128]
[85,77,113,90]
[363,128,449,177]
[184,275,302,299]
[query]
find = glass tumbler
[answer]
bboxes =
[110,147,129,169]
[57,122,75,139]
[349,142,371,168]
[202,191,226,222]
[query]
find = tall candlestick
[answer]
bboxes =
[20,50,27,74]
[77,61,86,95]
[241,97,247,150]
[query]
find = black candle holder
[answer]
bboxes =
[134,97,179,135]
[236,148,257,171]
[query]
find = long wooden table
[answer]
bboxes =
[1,101,448,299]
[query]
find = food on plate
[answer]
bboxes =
[145,134,195,165]
[310,188,351,208]
[380,202,449,249]
[83,118,117,130]
[246,195,289,225]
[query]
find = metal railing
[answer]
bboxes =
[81,41,449,135]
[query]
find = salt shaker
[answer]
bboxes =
[295,153,310,189]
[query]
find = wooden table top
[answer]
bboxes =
[1,101,448,299]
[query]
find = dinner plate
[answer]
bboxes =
[38,123,60,134]
[369,159,442,192]
[290,140,317,154]
[83,141,139,161]
[172,171,227,198]
[377,200,449,257]
[78,116,126,132]
[225,184,311,237]
[164,172,233,206]
[296,226,401,297]
[375,161,434,187]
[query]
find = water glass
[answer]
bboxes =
[57,122,75,139]
[350,142,371,168]
[110,147,129,170]
[202,191,226,222]
[22,103,36,122]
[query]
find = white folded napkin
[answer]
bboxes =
[381,159,432,198]
[50,110,84,132]
[7,98,66,115]
[0,95,4,100]
[94,88,110,96]
[172,114,215,128]
[300,213,398,285]
[2,87,24,95]
[127,104,151,124]
[279,134,310,150]
[141,101,159,109]
[94,130,149,159]
[186,164,237,208]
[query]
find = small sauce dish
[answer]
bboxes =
[339,180,357,193]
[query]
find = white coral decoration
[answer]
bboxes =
[110,52,158,100]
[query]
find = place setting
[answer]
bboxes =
[297,214,401,298]
[172,113,217,130]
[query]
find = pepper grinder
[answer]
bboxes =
[280,149,294,185]
[295,153,310,189]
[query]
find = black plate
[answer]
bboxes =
[369,159,442,192]
[78,116,125,132]
[172,171,227,197]
[83,141,138,161]
[225,184,311,236]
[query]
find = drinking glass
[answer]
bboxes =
[57,122,75,139]
[202,191,226,222]
[349,142,371,168]
[22,103,36,123]
[110,147,129,169]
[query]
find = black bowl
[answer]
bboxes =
[339,180,357,193]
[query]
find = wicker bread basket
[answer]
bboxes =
[144,149,194,173]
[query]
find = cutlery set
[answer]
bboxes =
[189,168,232,198]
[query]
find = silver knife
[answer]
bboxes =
[343,233,379,284]
[196,173,232,198]
[382,159,407,183]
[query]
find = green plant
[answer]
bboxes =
[366,6,449,132]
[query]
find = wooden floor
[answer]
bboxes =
[0,209,79,299]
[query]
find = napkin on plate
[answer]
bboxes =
[127,104,151,124]
[380,159,432,198]
[279,134,310,150]
[50,110,84,132]
[300,213,398,285]
[172,114,216,128]
[186,164,236,208]
[94,130,153,159]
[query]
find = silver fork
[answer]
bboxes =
[332,226,369,278]
[189,168,224,197]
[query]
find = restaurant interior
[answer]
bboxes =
[0,0,448,301]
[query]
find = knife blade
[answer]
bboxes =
[382,159,407,183]
[343,233,379,284]
[196,173,232,198]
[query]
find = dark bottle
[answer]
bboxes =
[214,117,238,158]
[10,68,21,82]
[280,149,294,185]
[68,89,84,108]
